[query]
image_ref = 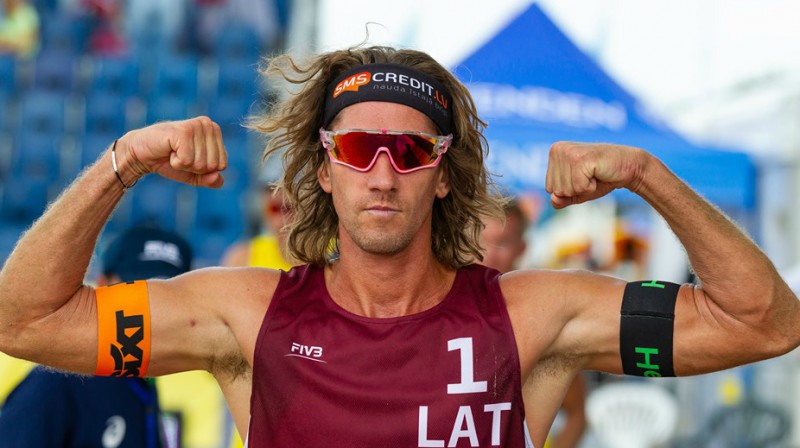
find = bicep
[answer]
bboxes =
[147,267,278,377]
[566,279,778,377]
[146,269,258,376]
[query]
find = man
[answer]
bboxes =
[0,0,39,59]
[479,199,528,274]
[0,46,798,448]
[480,201,587,448]
[0,226,192,447]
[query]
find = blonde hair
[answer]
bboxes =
[249,45,505,269]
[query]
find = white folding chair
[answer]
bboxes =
[586,381,679,448]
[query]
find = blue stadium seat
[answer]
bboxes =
[188,187,247,266]
[216,62,259,104]
[80,132,115,169]
[12,134,62,181]
[207,95,253,141]
[212,27,263,63]
[152,55,199,101]
[91,55,141,98]
[0,92,15,134]
[128,176,181,231]
[0,56,15,93]
[34,50,77,92]
[192,186,245,236]
[189,226,240,267]
[146,95,190,124]
[84,92,128,136]
[0,175,51,224]
[19,91,67,137]
[219,134,256,190]
[0,223,26,266]
[39,12,90,54]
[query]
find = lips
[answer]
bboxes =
[367,205,398,212]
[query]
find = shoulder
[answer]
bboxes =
[498,268,625,308]
[156,266,285,328]
[154,265,283,302]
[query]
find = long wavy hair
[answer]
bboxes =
[249,45,505,269]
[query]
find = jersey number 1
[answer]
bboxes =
[447,337,487,394]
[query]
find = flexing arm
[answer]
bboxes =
[0,118,229,374]
[544,142,800,375]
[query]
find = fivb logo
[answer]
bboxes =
[286,341,327,363]
[333,71,371,98]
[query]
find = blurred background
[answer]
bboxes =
[2,0,800,446]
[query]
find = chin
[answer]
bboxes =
[355,233,411,256]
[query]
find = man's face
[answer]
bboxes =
[480,213,527,273]
[263,188,292,235]
[318,102,450,256]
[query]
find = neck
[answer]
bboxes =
[325,240,456,318]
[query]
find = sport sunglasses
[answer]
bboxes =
[319,128,452,174]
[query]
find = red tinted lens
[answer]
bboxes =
[331,132,438,171]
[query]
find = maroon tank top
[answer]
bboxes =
[247,263,527,447]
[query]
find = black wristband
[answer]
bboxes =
[620,280,680,377]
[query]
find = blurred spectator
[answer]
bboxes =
[221,160,294,270]
[0,226,193,448]
[610,222,648,280]
[479,198,527,272]
[0,0,40,58]
[554,238,597,271]
[124,0,186,53]
[480,200,588,448]
[84,0,127,55]
[193,0,281,55]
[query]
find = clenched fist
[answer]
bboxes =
[115,117,228,188]
[545,142,650,209]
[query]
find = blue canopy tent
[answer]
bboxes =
[455,3,755,210]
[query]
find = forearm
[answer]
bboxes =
[0,144,134,333]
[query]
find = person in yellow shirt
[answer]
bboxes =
[0,0,39,59]
[0,354,33,408]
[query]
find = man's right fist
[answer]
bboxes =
[116,117,228,189]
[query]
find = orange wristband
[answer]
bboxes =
[95,281,151,377]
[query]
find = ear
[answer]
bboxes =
[434,164,450,199]
[318,159,332,193]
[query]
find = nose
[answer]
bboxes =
[366,147,398,191]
